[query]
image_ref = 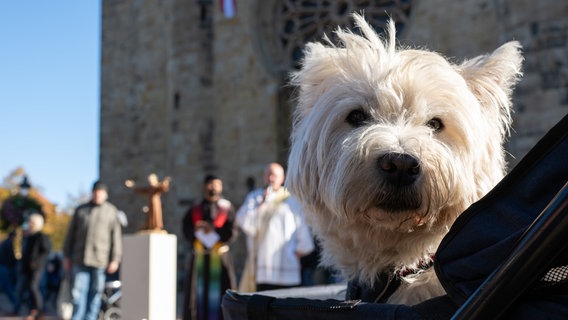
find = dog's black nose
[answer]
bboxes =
[378,153,420,186]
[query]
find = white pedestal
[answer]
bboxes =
[122,233,177,320]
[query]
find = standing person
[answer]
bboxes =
[0,231,18,315]
[236,162,314,291]
[182,174,237,320]
[42,253,63,313]
[62,181,122,320]
[14,213,51,319]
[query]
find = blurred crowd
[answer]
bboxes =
[180,162,342,320]
[0,164,342,320]
[0,231,63,317]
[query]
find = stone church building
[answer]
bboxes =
[99,0,567,237]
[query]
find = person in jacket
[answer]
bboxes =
[62,181,122,320]
[14,213,51,319]
[0,231,18,314]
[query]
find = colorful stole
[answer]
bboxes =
[192,205,228,228]
[192,203,229,320]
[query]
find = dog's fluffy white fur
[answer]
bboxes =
[286,14,523,305]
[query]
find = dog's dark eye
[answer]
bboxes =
[426,118,444,132]
[346,109,371,127]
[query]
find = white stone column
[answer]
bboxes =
[122,233,177,320]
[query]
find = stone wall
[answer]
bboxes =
[405,0,568,165]
[100,0,568,235]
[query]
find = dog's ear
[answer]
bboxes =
[459,41,524,135]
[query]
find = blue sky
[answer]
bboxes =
[0,2,100,208]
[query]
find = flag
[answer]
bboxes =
[220,0,236,18]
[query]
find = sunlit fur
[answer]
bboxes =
[286,13,523,305]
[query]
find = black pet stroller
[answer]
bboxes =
[222,113,568,320]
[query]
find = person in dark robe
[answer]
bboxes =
[182,174,238,320]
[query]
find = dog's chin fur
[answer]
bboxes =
[286,13,523,305]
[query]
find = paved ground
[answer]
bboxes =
[0,317,57,320]
[0,292,57,318]
[0,289,185,320]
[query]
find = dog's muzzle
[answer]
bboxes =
[378,153,421,187]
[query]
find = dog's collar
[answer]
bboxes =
[347,272,401,303]
[346,255,436,303]
[395,254,435,279]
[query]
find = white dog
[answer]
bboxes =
[286,13,523,305]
